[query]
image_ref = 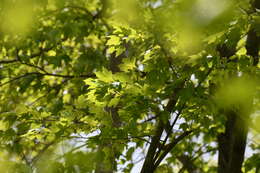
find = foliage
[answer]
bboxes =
[0,0,259,172]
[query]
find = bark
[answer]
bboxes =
[217,110,248,173]
[154,131,192,169]
[140,121,164,173]
[140,82,189,173]
[217,1,259,172]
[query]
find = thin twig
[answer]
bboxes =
[0,71,95,87]
[0,72,41,87]
[0,59,18,64]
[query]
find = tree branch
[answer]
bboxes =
[140,120,164,173]
[0,72,41,87]
[154,130,193,169]
[153,107,184,163]
[0,59,18,64]
[0,72,95,87]
[0,46,55,65]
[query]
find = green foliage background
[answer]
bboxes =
[0,0,259,172]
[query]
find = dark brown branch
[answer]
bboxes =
[140,116,157,124]
[0,72,95,87]
[21,62,47,73]
[43,72,95,78]
[0,72,41,87]
[154,130,193,169]
[140,46,186,172]
[0,59,18,64]
[153,107,184,163]
[0,46,55,65]
[140,120,164,173]
[15,49,48,73]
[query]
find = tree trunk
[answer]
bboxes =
[217,1,259,172]
[217,110,248,173]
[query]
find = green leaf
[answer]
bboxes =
[119,58,136,72]
[106,36,121,46]
[95,68,114,83]
[108,97,120,107]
